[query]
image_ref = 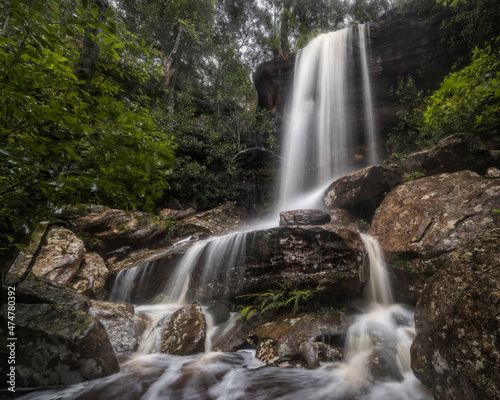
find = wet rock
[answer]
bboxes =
[62,205,167,249]
[16,274,90,311]
[251,311,348,368]
[324,164,404,215]
[411,229,500,400]
[243,226,368,302]
[161,302,207,356]
[188,225,368,303]
[368,170,500,303]
[89,300,144,356]
[279,209,331,227]
[207,302,231,326]
[0,303,119,387]
[398,133,498,177]
[30,226,86,285]
[70,252,109,298]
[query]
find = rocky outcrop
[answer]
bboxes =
[29,226,86,285]
[161,302,207,356]
[368,170,500,303]
[89,301,144,356]
[324,164,404,216]
[62,205,168,250]
[70,252,109,298]
[188,225,368,303]
[411,229,500,400]
[0,303,119,387]
[398,133,499,176]
[175,203,242,237]
[279,209,331,227]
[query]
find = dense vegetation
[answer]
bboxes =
[387,0,500,155]
[1,0,499,268]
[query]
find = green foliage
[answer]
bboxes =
[403,171,426,182]
[237,282,321,321]
[0,0,175,235]
[386,76,428,155]
[421,38,500,145]
[355,219,371,232]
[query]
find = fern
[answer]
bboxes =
[237,282,321,321]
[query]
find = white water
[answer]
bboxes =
[15,25,432,400]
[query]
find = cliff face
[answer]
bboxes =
[252,7,467,143]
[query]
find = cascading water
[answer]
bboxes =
[16,24,432,400]
[277,24,378,212]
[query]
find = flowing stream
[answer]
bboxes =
[17,24,431,400]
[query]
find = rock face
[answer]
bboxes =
[89,301,143,356]
[398,133,498,176]
[253,7,467,143]
[70,252,109,298]
[411,229,500,400]
[368,170,500,303]
[161,302,207,356]
[324,164,404,215]
[31,226,86,285]
[188,225,368,303]
[0,303,119,387]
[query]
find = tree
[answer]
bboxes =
[0,0,175,236]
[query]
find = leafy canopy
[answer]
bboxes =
[0,0,175,233]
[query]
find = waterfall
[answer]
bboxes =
[16,23,432,400]
[277,25,378,212]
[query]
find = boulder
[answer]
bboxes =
[411,229,500,400]
[250,311,347,368]
[0,303,119,387]
[161,302,207,356]
[279,209,331,227]
[70,252,109,298]
[16,274,90,311]
[188,225,368,303]
[30,226,86,285]
[368,170,500,303]
[88,300,144,356]
[323,164,404,215]
[398,133,498,177]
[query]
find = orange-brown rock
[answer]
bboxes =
[70,252,109,298]
[411,229,500,400]
[368,170,500,303]
[161,302,207,356]
[31,226,86,285]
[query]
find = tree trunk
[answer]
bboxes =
[74,0,110,89]
[162,24,185,90]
